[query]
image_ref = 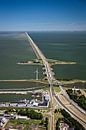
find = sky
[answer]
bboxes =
[0,0,86,31]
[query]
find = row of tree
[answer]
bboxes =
[66,89,86,110]
[17,109,43,120]
[56,109,85,130]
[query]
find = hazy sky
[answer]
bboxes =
[0,0,86,31]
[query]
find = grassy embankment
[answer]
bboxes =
[17,58,76,66]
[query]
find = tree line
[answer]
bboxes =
[66,89,86,110]
[18,109,43,120]
[56,109,85,130]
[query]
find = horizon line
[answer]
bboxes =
[0,30,86,32]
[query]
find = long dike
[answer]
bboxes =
[25,32,86,129]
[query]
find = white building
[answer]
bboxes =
[33,101,38,106]
[16,115,29,120]
[0,117,8,127]
[60,121,69,130]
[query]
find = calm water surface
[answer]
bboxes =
[0,31,86,101]
[0,32,43,80]
[0,31,86,81]
[29,31,86,80]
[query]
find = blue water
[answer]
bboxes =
[0,31,86,81]
[0,32,43,80]
[29,31,86,80]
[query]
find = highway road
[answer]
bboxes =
[26,32,54,130]
[25,32,86,129]
[55,94,86,128]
